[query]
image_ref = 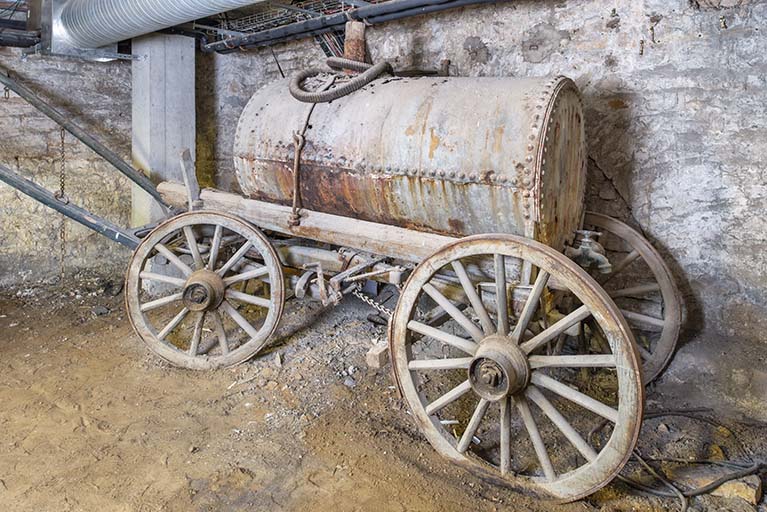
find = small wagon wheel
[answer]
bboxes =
[583,212,682,384]
[390,234,642,501]
[125,211,285,370]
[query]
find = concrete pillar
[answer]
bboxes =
[131,34,195,226]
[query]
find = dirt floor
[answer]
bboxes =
[0,276,765,512]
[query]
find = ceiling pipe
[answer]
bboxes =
[205,0,500,53]
[59,0,264,49]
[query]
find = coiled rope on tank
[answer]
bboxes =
[289,57,393,103]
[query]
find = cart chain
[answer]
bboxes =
[352,282,427,321]
[55,127,67,285]
[352,285,394,318]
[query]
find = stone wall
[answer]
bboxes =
[0,48,132,287]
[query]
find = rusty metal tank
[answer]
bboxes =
[233,75,586,251]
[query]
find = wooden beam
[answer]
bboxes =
[158,182,456,263]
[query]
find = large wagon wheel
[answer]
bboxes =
[583,212,682,384]
[390,234,642,501]
[126,211,285,370]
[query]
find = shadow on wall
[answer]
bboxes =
[582,90,703,346]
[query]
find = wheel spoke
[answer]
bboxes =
[515,395,556,481]
[139,272,186,287]
[207,225,224,271]
[609,282,660,298]
[520,305,591,354]
[183,226,204,270]
[510,270,550,343]
[424,380,472,416]
[140,292,183,312]
[635,343,652,360]
[212,310,229,354]
[526,386,598,462]
[188,312,205,356]
[500,396,511,475]
[220,300,259,340]
[157,307,189,340]
[530,373,618,423]
[407,320,478,355]
[217,241,253,277]
[225,289,271,308]
[422,283,485,342]
[408,357,473,371]
[155,243,193,277]
[528,354,616,369]
[601,249,640,284]
[494,254,509,335]
[620,309,665,331]
[457,398,489,453]
[452,260,495,335]
[223,266,269,287]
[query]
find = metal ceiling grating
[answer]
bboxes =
[217,0,391,34]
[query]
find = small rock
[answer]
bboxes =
[261,368,275,380]
[343,376,357,388]
[265,380,279,390]
[188,446,198,453]
[256,378,267,388]
[294,373,303,381]
[274,353,282,368]
[92,305,110,317]
[657,423,670,434]
[101,280,123,297]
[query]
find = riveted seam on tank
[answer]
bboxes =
[533,76,580,225]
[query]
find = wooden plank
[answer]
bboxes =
[343,21,367,64]
[158,182,457,263]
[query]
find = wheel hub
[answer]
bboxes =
[468,335,530,401]
[183,270,225,312]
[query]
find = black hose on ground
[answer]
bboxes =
[289,58,393,103]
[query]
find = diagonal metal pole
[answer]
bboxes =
[0,163,140,249]
[0,68,169,209]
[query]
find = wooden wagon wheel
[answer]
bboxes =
[389,234,643,501]
[125,211,285,370]
[583,212,682,384]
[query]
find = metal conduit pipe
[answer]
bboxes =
[59,0,263,49]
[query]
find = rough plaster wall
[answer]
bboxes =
[197,0,767,416]
[0,48,132,287]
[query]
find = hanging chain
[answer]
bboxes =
[56,127,67,285]
[3,86,9,100]
[288,75,336,227]
[352,285,394,318]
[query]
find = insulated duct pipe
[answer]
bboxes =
[59,0,262,49]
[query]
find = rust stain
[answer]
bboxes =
[608,98,628,110]
[492,126,505,153]
[428,128,440,159]
[405,96,433,137]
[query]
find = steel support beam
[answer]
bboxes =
[0,67,167,207]
[0,163,140,249]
